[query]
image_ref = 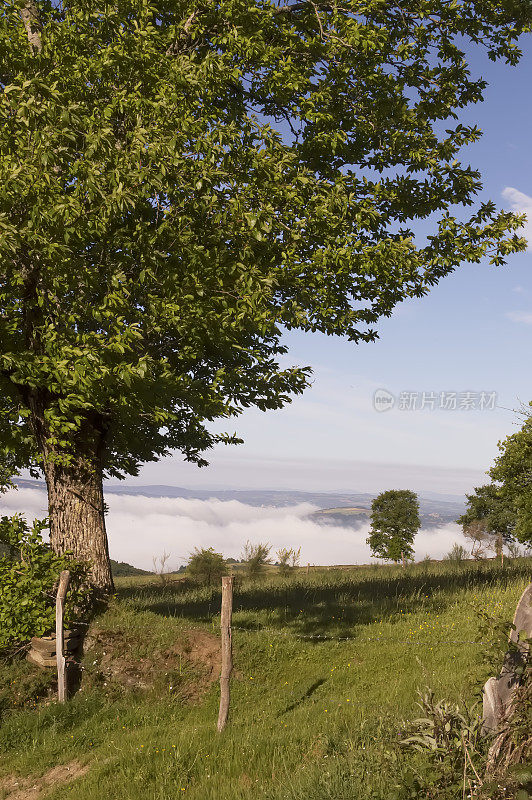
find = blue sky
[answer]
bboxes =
[130,37,532,497]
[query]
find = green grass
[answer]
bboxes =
[1,559,530,800]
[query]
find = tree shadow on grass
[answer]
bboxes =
[277,678,327,716]
[116,561,532,639]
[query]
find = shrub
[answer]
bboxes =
[399,688,484,799]
[241,541,271,578]
[152,551,172,585]
[446,543,468,564]
[186,547,228,585]
[0,515,87,655]
[506,541,531,560]
[276,547,301,575]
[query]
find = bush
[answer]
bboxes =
[276,547,301,575]
[399,688,484,799]
[446,543,468,564]
[152,551,172,585]
[241,541,271,577]
[506,541,531,559]
[0,514,87,655]
[186,547,228,585]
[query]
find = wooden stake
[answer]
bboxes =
[401,551,405,569]
[56,570,70,703]
[306,563,310,575]
[217,576,233,732]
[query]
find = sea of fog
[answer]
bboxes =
[0,486,471,571]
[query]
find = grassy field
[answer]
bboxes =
[1,559,531,800]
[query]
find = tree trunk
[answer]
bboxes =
[26,389,114,594]
[43,447,114,595]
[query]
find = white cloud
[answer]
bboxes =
[502,186,532,251]
[0,487,48,517]
[413,524,469,561]
[507,310,532,325]
[1,487,470,571]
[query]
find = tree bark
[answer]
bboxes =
[43,452,114,594]
[25,389,114,595]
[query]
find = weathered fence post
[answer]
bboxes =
[217,575,233,732]
[56,570,70,703]
[306,563,310,575]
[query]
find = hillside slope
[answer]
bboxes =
[0,560,530,800]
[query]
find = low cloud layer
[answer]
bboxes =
[1,487,471,571]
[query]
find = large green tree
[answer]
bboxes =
[490,408,532,546]
[0,0,529,592]
[367,489,421,563]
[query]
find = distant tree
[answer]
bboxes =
[152,551,172,585]
[489,410,532,546]
[446,543,469,564]
[187,547,228,586]
[0,0,529,594]
[461,518,491,559]
[506,541,530,560]
[242,542,271,578]
[457,483,517,561]
[367,490,420,564]
[276,546,301,575]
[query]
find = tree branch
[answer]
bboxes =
[20,0,42,54]
[166,11,199,56]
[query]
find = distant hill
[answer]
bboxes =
[0,545,150,576]
[13,478,466,518]
[110,560,152,577]
[311,502,461,530]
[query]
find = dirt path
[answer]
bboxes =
[0,761,88,800]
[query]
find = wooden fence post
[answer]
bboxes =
[217,575,233,732]
[56,570,70,703]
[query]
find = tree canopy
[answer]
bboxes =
[457,483,517,547]
[0,0,529,589]
[490,409,532,545]
[367,489,420,562]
